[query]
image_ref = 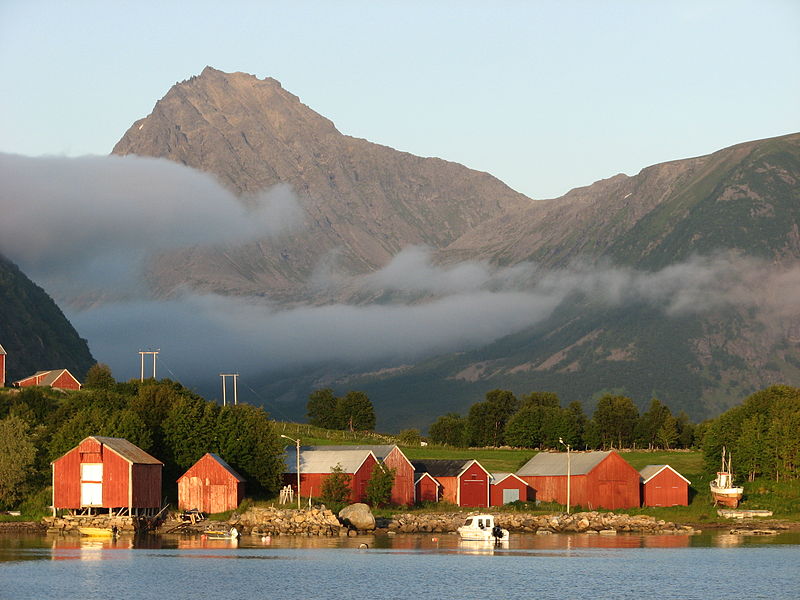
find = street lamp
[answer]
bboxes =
[281,435,301,509]
[559,437,571,514]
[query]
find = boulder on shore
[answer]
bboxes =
[339,503,376,531]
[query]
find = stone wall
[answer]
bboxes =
[231,507,343,536]
[43,515,140,534]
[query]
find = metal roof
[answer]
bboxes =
[411,459,483,478]
[284,447,376,474]
[516,451,612,476]
[304,445,400,462]
[205,453,246,482]
[0,344,6,355]
[490,472,527,485]
[90,436,163,465]
[639,464,691,485]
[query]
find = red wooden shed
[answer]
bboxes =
[516,450,641,510]
[414,472,441,503]
[490,472,531,506]
[307,445,415,505]
[283,447,378,503]
[52,436,163,516]
[640,464,690,507]
[411,459,490,507]
[177,453,245,514]
[15,368,81,390]
[0,344,6,387]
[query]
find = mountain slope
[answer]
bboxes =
[0,254,95,383]
[113,67,530,298]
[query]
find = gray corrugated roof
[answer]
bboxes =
[91,436,163,465]
[0,344,6,355]
[639,464,690,484]
[411,459,474,478]
[284,448,375,474]
[516,451,611,476]
[305,445,399,461]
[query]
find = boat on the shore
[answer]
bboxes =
[202,527,239,540]
[710,447,743,508]
[457,515,509,543]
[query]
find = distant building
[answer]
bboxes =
[640,465,690,507]
[0,344,5,387]
[52,436,163,516]
[412,459,490,507]
[15,368,81,391]
[178,453,245,514]
[516,450,641,510]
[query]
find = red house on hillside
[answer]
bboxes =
[640,464,690,507]
[412,459,491,507]
[489,472,531,506]
[177,453,245,514]
[283,447,378,503]
[15,369,81,391]
[516,450,641,510]
[307,445,415,506]
[52,436,163,516]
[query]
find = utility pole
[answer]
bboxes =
[139,350,159,382]
[219,373,239,406]
[560,437,571,514]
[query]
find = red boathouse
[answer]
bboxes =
[516,450,641,510]
[490,472,531,506]
[52,436,163,516]
[283,447,378,503]
[412,459,491,507]
[178,453,245,514]
[640,465,690,507]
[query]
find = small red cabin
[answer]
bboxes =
[15,368,81,390]
[52,436,163,516]
[412,459,490,507]
[640,465,690,507]
[517,450,641,510]
[414,472,441,503]
[177,453,245,514]
[490,472,531,506]
[283,447,378,503]
[307,445,415,506]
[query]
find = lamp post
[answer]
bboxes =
[559,437,571,514]
[281,435,301,509]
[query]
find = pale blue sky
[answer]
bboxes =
[1,0,798,199]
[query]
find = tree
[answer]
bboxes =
[428,413,467,447]
[636,398,672,449]
[467,389,518,447]
[0,415,37,509]
[321,463,352,503]
[84,363,116,390]
[335,391,375,431]
[307,388,339,429]
[365,464,396,507]
[592,394,639,449]
[398,428,421,446]
[521,391,560,408]
[656,413,679,450]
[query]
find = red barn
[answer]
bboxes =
[15,369,81,390]
[490,472,531,506]
[412,459,490,507]
[640,464,690,507]
[52,436,163,516]
[516,450,641,510]
[283,447,378,503]
[414,472,441,503]
[177,453,245,514]
[0,344,6,387]
[307,445,415,506]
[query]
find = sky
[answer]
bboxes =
[1,1,799,412]
[1,0,798,199]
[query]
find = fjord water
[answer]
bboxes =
[2,532,798,600]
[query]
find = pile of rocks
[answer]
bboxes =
[43,515,137,534]
[232,506,343,536]
[386,512,695,535]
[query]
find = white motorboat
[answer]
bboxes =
[457,514,509,542]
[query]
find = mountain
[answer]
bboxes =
[338,133,800,426]
[113,67,530,299]
[0,253,95,383]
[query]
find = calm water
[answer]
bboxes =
[1,532,798,600]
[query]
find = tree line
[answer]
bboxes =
[427,389,695,451]
[0,364,285,511]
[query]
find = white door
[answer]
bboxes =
[502,488,519,504]
[81,463,103,506]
